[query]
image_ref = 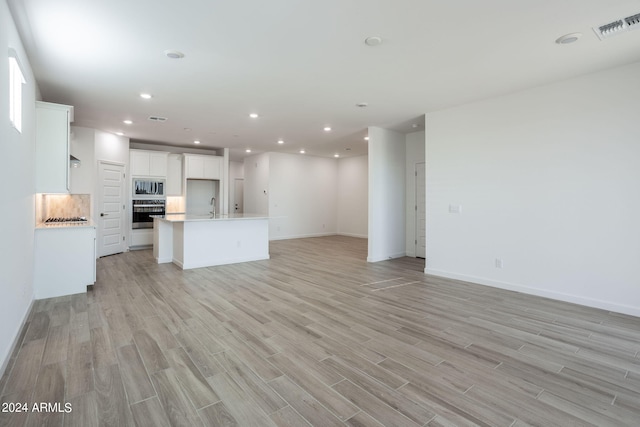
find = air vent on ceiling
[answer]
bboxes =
[593,12,640,40]
[148,116,167,122]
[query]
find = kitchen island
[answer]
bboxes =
[153,213,269,269]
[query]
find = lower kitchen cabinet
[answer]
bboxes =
[34,226,96,299]
[130,228,153,248]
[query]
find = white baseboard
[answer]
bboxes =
[367,252,407,263]
[0,297,35,380]
[269,232,336,241]
[425,268,640,318]
[336,232,368,239]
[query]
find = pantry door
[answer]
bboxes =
[98,161,126,257]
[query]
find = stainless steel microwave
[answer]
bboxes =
[133,179,165,197]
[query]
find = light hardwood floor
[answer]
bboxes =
[2,236,640,426]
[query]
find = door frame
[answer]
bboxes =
[415,161,426,259]
[96,160,126,257]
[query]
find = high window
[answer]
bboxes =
[9,55,25,133]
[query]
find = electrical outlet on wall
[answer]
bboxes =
[495,258,503,269]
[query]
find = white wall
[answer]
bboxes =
[367,127,406,262]
[243,152,270,215]
[337,155,368,238]
[269,152,338,240]
[186,179,218,215]
[0,0,37,375]
[425,61,640,317]
[405,130,426,256]
[70,127,96,196]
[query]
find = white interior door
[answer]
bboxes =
[234,178,244,213]
[98,161,125,257]
[416,162,426,258]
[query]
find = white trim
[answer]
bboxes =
[424,268,640,318]
[367,252,407,263]
[337,232,368,239]
[269,232,336,241]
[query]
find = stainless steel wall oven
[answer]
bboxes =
[132,199,165,229]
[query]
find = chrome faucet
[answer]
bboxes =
[210,197,216,217]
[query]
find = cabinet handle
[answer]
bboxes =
[100,213,109,217]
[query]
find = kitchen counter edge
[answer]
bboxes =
[36,221,97,229]
[153,213,268,222]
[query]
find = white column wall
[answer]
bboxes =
[425,61,640,317]
[337,155,368,238]
[0,0,38,375]
[367,127,406,262]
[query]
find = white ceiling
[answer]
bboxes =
[8,0,640,160]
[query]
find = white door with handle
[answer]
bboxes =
[98,161,126,257]
[234,178,244,213]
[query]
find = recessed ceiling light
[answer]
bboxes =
[364,36,383,46]
[249,113,259,118]
[194,140,200,144]
[140,93,152,99]
[356,102,368,108]
[299,149,305,154]
[123,120,133,125]
[334,154,340,158]
[323,126,332,132]
[115,132,124,136]
[364,136,369,141]
[245,149,252,153]
[277,139,284,144]
[184,128,192,132]
[555,32,582,44]
[164,49,185,59]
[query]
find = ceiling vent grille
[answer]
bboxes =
[148,116,167,122]
[593,12,640,40]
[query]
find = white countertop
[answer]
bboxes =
[36,220,96,229]
[153,213,268,222]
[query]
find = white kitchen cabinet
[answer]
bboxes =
[130,149,168,177]
[203,156,221,179]
[34,225,96,299]
[35,102,73,193]
[184,154,222,179]
[130,228,153,248]
[167,153,183,196]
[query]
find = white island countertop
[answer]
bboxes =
[154,213,268,222]
[153,213,269,269]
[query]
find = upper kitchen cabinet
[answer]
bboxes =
[130,149,168,177]
[166,153,183,196]
[184,154,222,179]
[35,102,74,193]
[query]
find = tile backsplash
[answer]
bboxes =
[166,196,186,214]
[38,194,91,222]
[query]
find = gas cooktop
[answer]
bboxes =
[44,217,88,224]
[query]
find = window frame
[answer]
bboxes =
[9,54,26,133]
